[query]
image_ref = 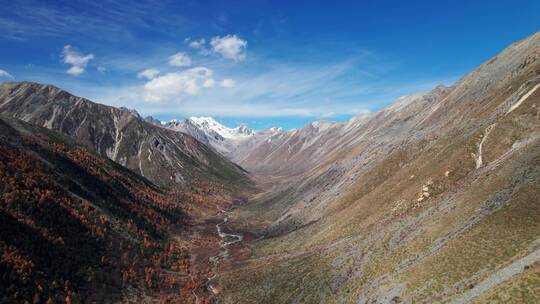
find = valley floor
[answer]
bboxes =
[210,167,540,304]
[208,117,540,303]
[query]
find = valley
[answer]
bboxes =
[1,29,540,304]
[198,31,540,304]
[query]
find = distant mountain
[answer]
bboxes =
[189,117,255,140]
[144,115,163,126]
[164,117,257,158]
[0,82,251,191]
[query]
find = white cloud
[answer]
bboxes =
[0,69,14,79]
[168,52,192,67]
[137,68,160,80]
[203,78,215,88]
[76,49,457,122]
[97,66,106,73]
[186,38,211,56]
[210,35,247,61]
[143,67,215,102]
[66,66,84,76]
[96,61,372,118]
[186,35,247,60]
[187,38,206,49]
[62,45,94,76]
[128,61,371,116]
[220,78,235,88]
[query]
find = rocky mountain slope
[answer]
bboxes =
[0,82,251,191]
[0,114,238,303]
[233,89,449,178]
[214,31,540,303]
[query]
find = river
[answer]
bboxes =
[206,215,243,296]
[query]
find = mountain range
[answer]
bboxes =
[0,82,251,192]
[0,31,539,303]
[161,116,257,158]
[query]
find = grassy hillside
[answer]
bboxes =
[216,32,540,303]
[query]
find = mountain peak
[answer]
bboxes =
[237,123,255,136]
[189,116,218,125]
[119,106,141,118]
[188,116,254,140]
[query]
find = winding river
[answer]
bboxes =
[207,216,243,296]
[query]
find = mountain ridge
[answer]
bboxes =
[0,113,232,303]
[164,116,268,159]
[0,81,252,192]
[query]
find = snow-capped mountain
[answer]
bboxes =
[164,116,260,157]
[189,117,254,140]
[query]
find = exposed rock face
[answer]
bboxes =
[0,82,251,190]
[218,31,540,303]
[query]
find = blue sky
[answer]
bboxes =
[1,0,539,130]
